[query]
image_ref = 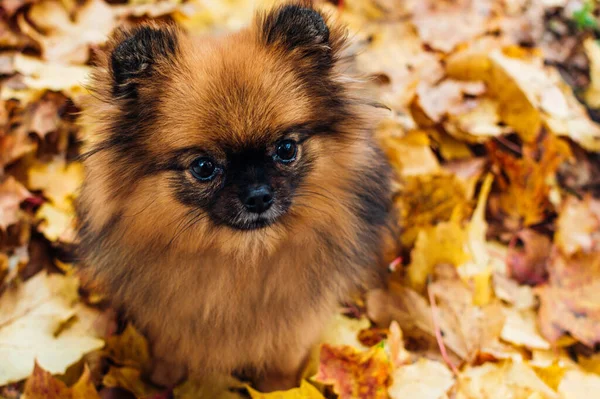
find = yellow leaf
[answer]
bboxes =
[584,38,600,108]
[397,174,470,247]
[379,129,440,177]
[174,374,246,399]
[103,366,162,398]
[36,203,76,243]
[247,380,325,399]
[445,98,511,143]
[22,363,100,399]
[407,210,469,292]
[0,272,104,385]
[1,55,90,103]
[28,159,83,211]
[579,353,600,375]
[104,324,151,371]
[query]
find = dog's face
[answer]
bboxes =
[80,4,381,256]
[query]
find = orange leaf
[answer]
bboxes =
[313,344,391,399]
[23,362,100,399]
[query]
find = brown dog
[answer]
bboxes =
[77,2,395,391]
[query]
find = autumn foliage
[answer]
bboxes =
[1,0,600,398]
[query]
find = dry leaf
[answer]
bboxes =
[22,362,100,399]
[313,344,392,399]
[388,358,454,399]
[19,0,115,64]
[0,271,104,385]
[247,380,324,399]
[28,159,83,211]
[411,0,492,53]
[0,176,31,230]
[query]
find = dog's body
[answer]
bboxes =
[77,3,395,390]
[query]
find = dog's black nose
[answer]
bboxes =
[242,185,274,214]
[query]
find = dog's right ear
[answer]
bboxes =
[107,23,180,100]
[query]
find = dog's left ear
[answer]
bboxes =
[258,4,333,64]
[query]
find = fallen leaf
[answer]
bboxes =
[456,361,557,399]
[28,159,83,211]
[487,133,570,227]
[537,251,600,347]
[415,80,486,124]
[102,366,162,399]
[2,55,90,103]
[0,176,31,230]
[388,358,454,399]
[35,203,76,243]
[174,374,246,399]
[247,380,324,399]
[584,38,600,108]
[507,229,552,285]
[313,344,392,399]
[18,0,115,64]
[500,306,551,350]
[555,196,600,256]
[22,362,100,399]
[558,369,600,399]
[104,324,151,371]
[379,128,440,177]
[0,271,105,385]
[411,0,492,53]
[406,212,469,292]
[397,174,470,247]
[355,22,443,111]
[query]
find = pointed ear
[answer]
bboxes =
[258,4,334,65]
[107,23,180,99]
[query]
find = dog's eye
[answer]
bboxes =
[190,157,218,181]
[274,139,297,163]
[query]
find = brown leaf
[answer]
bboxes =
[18,0,116,64]
[313,344,391,399]
[23,362,101,399]
[0,176,31,230]
[487,133,571,227]
[507,229,552,285]
[537,251,600,347]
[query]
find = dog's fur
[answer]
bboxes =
[77,2,396,390]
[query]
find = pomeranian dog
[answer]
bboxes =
[77,1,396,391]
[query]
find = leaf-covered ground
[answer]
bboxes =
[1,0,600,398]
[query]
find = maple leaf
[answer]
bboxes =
[313,344,392,399]
[0,271,105,385]
[22,362,100,399]
[487,133,570,227]
[18,0,115,64]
